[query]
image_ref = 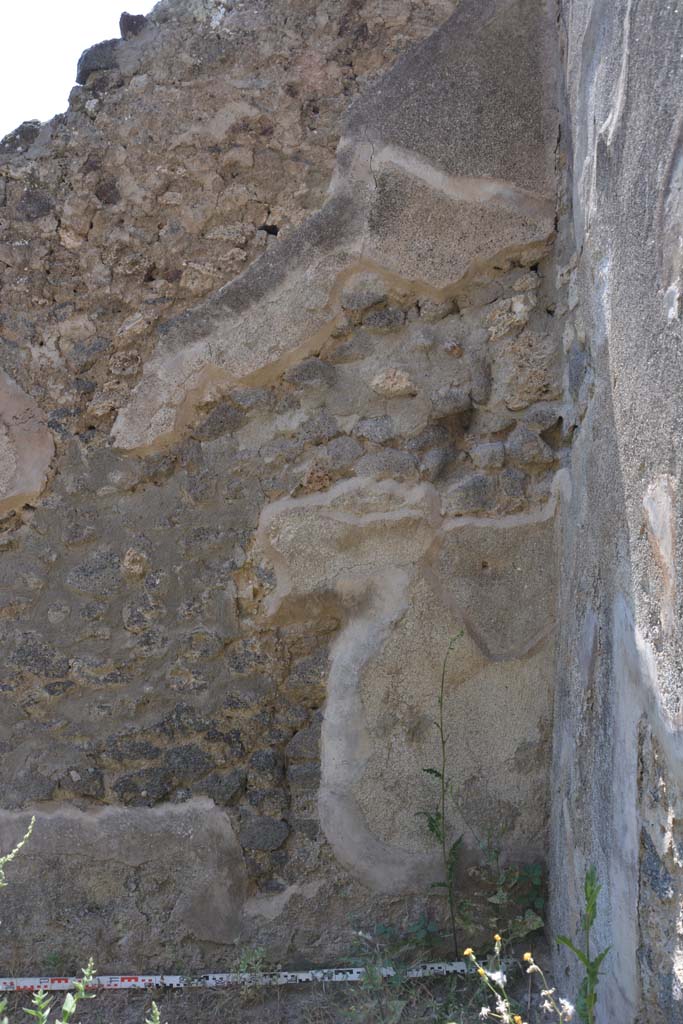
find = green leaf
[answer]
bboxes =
[145,1002,162,1024]
[59,992,76,1022]
[591,947,610,972]
[557,935,590,968]
[446,837,463,883]
[421,810,444,842]
[507,910,544,941]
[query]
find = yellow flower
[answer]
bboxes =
[523,952,532,962]
[494,933,502,942]
[464,947,474,958]
[513,1017,523,1024]
[477,967,486,977]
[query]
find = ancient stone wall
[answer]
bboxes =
[0,0,572,973]
[2,1,679,1015]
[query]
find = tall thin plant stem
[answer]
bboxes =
[439,638,460,960]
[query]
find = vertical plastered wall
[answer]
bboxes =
[551,2,683,1021]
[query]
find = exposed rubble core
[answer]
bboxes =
[0,0,566,972]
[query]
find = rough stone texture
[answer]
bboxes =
[0,0,598,979]
[0,801,246,967]
[549,3,683,1022]
[107,0,556,453]
[0,0,672,1008]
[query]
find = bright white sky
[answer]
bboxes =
[1,0,152,140]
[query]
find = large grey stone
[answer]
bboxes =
[76,39,121,85]
[240,815,290,851]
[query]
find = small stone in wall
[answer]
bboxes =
[406,422,450,452]
[193,401,245,441]
[512,271,539,292]
[202,769,247,807]
[0,425,17,497]
[249,749,285,782]
[370,368,417,397]
[284,357,336,388]
[486,295,534,341]
[470,441,505,469]
[66,337,111,374]
[353,415,396,443]
[109,351,141,379]
[505,424,555,467]
[114,768,173,806]
[60,767,105,800]
[430,384,471,416]
[522,404,562,432]
[326,435,363,469]
[355,449,418,480]
[418,297,455,322]
[12,631,70,679]
[121,548,149,578]
[498,467,528,511]
[287,763,320,790]
[300,410,339,445]
[76,39,121,86]
[443,473,497,515]
[339,273,387,312]
[65,548,121,594]
[640,828,675,900]
[0,120,40,155]
[419,446,450,482]
[15,189,54,222]
[299,460,333,493]
[362,307,406,331]
[120,12,147,38]
[497,329,562,411]
[286,722,321,762]
[240,814,290,852]
[94,178,121,206]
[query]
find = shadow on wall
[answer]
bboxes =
[551,1,683,1020]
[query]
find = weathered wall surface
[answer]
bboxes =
[0,0,571,974]
[551,2,683,1022]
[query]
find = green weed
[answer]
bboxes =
[557,867,609,1024]
[419,633,465,960]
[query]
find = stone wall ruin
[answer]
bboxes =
[0,1,682,1020]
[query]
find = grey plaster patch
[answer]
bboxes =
[0,800,246,970]
[345,0,558,195]
[433,497,559,661]
[0,370,54,515]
